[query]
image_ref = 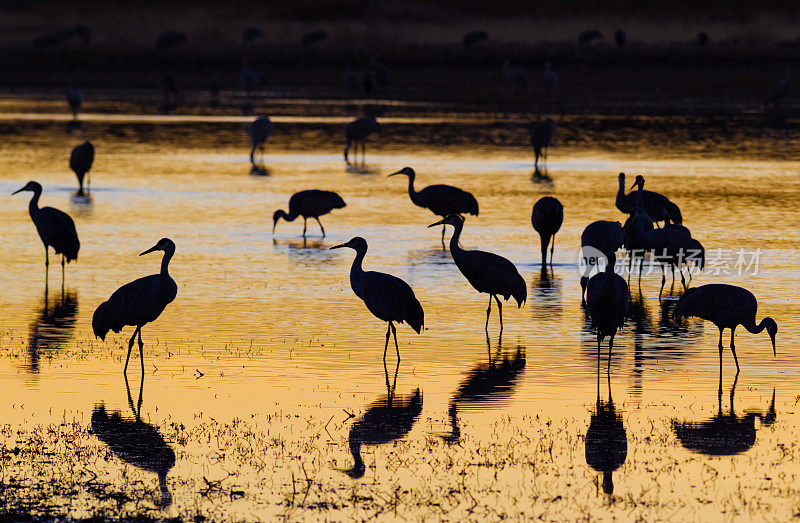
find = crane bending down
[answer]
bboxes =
[673,284,777,374]
[330,237,424,361]
[580,220,624,304]
[389,167,479,245]
[429,215,526,334]
[247,116,273,166]
[92,238,178,376]
[585,251,629,370]
[70,141,95,195]
[13,181,80,278]
[344,117,381,164]
[531,196,563,266]
[272,190,346,238]
[616,173,682,226]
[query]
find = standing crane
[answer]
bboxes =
[580,220,625,304]
[388,167,479,245]
[344,116,381,164]
[247,116,273,167]
[272,190,346,238]
[616,173,682,225]
[330,237,424,361]
[529,118,557,175]
[12,181,80,280]
[585,251,629,369]
[531,196,563,266]
[502,60,529,94]
[673,284,777,374]
[70,140,94,195]
[429,215,526,334]
[92,238,178,376]
[67,87,82,119]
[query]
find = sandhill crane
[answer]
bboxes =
[673,284,777,374]
[765,65,791,108]
[463,30,489,47]
[696,32,709,47]
[330,237,424,361]
[92,238,178,376]
[272,190,346,238]
[247,116,273,166]
[614,30,627,46]
[67,87,82,119]
[344,116,381,164]
[70,141,94,195]
[542,62,557,97]
[586,251,629,369]
[389,167,479,245]
[529,118,557,175]
[12,181,80,279]
[580,220,625,304]
[430,215,526,334]
[616,173,682,225]
[502,60,529,94]
[531,196,563,266]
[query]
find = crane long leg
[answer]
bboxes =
[250,144,256,165]
[441,224,446,248]
[138,328,145,376]
[61,255,65,291]
[124,326,140,375]
[302,218,307,237]
[550,235,556,266]
[494,294,504,335]
[45,246,49,267]
[390,322,400,361]
[314,217,325,238]
[659,265,666,300]
[718,327,724,374]
[608,333,615,373]
[384,323,391,362]
[680,268,686,290]
[485,294,492,332]
[730,328,739,372]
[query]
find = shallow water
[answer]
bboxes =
[0,106,799,519]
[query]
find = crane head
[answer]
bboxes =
[140,238,174,256]
[765,318,778,356]
[330,237,367,252]
[428,214,463,228]
[618,172,625,183]
[388,167,414,178]
[630,175,645,191]
[11,180,42,195]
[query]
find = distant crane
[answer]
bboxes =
[272,190,346,238]
[616,172,682,225]
[542,62,557,97]
[580,220,624,304]
[502,60,529,94]
[92,238,178,376]
[529,118,557,175]
[463,30,489,47]
[430,215,526,334]
[242,27,264,46]
[614,30,627,47]
[344,116,381,164]
[765,65,791,108]
[70,141,94,195]
[343,64,359,95]
[586,251,629,369]
[531,196,563,266]
[12,181,80,278]
[388,167,479,245]
[673,284,777,374]
[67,87,82,119]
[330,237,424,361]
[247,116,273,166]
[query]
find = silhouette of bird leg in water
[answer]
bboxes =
[125,367,145,420]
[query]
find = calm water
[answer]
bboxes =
[0,107,799,519]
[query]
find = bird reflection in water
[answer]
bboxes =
[585,368,627,495]
[530,265,562,320]
[27,283,78,372]
[441,335,526,443]
[272,237,333,263]
[91,374,176,507]
[672,376,776,456]
[69,191,93,218]
[341,360,423,478]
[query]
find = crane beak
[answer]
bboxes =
[387,170,402,177]
[629,182,637,190]
[11,187,26,195]
[329,243,347,250]
[140,244,160,256]
[428,219,446,228]
[771,336,776,357]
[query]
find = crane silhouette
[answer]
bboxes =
[502,60,529,94]
[580,220,624,304]
[330,237,424,361]
[70,141,94,195]
[586,251,629,369]
[272,190,346,238]
[12,181,80,280]
[663,209,705,281]
[614,30,626,46]
[92,238,178,376]
[542,62,557,97]
[765,65,790,108]
[389,167,479,245]
[247,116,273,168]
[673,284,777,374]
[531,196,563,266]
[585,370,627,495]
[67,87,82,119]
[344,116,381,164]
[616,173,682,226]
[529,118,557,176]
[429,215,526,334]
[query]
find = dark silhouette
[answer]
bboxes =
[614,30,627,46]
[580,220,624,304]
[208,72,221,108]
[26,285,78,373]
[764,65,790,108]
[502,60,529,94]
[663,210,705,281]
[696,32,709,47]
[429,215,526,334]
[529,118,557,176]
[155,31,187,50]
[389,167,479,245]
[33,25,90,48]
[463,30,489,47]
[67,87,82,120]
[70,141,94,196]
[92,376,175,506]
[585,371,627,495]
[330,237,424,361]
[368,56,390,89]
[578,30,603,46]
[673,378,776,456]
[242,27,264,46]
[531,196,563,266]
[301,30,328,47]
[343,64,359,95]
[344,117,381,164]
[342,362,422,478]
[616,173,682,225]
[12,181,80,281]
[531,265,562,320]
[159,72,180,113]
[247,116,273,168]
[542,62,557,98]
[92,239,178,376]
[673,284,777,374]
[586,252,629,369]
[272,190,346,238]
